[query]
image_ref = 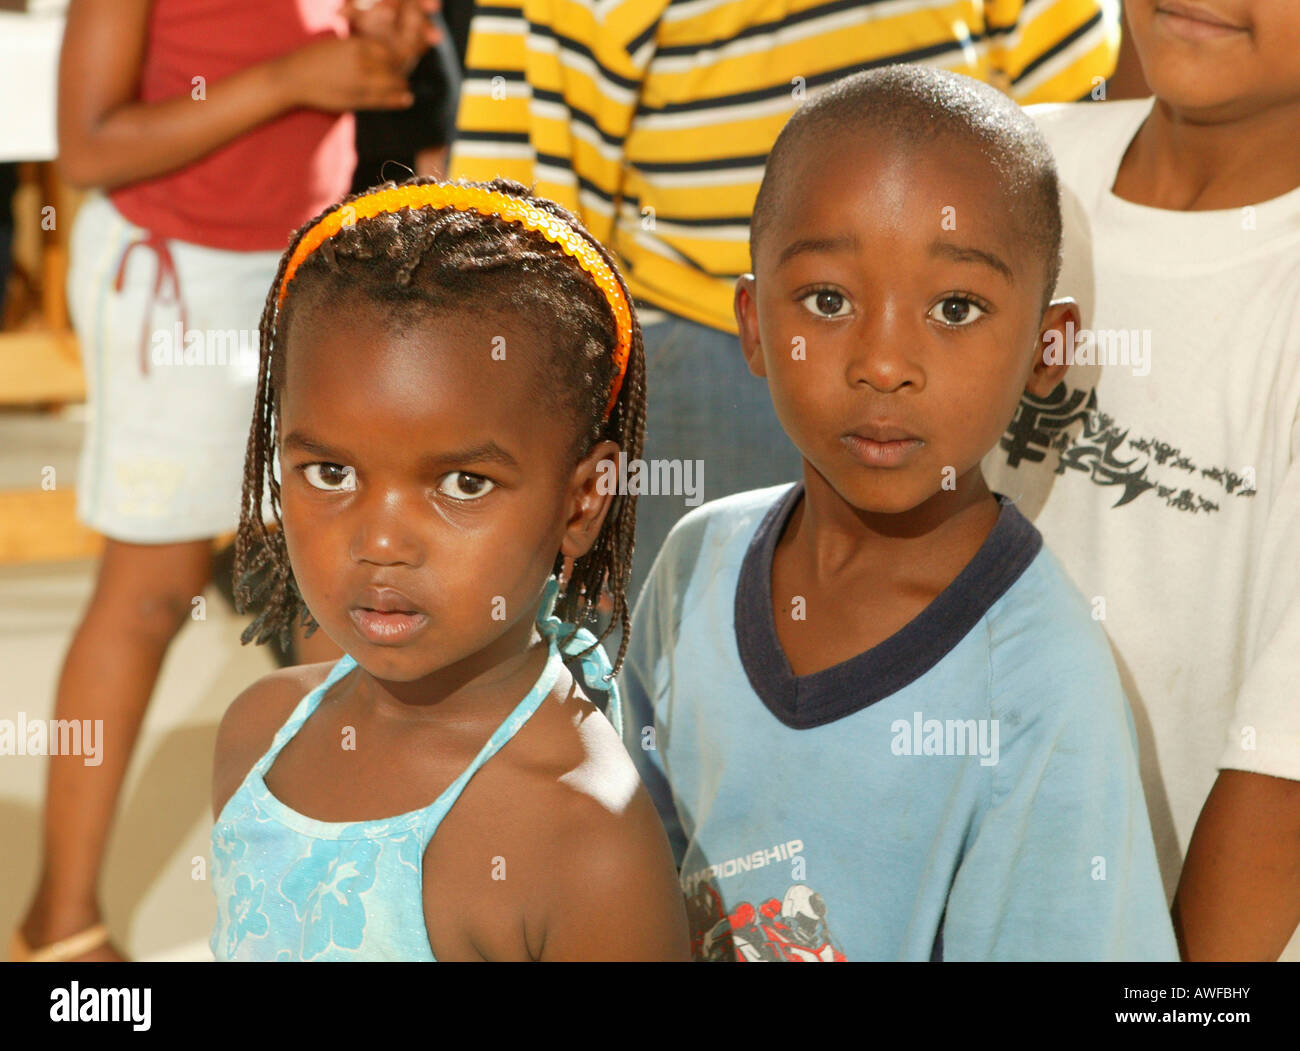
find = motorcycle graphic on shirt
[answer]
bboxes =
[687,880,846,962]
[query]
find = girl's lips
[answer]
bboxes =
[841,433,924,468]
[349,607,429,644]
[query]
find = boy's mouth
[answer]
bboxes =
[1154,2,1247,40]
[841,425,924,469]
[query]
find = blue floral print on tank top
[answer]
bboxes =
[210,578,622,961]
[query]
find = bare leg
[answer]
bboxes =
[18,538,214,961]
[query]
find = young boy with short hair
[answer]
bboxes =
[983,0,1300,961]
[620,65,1177,961]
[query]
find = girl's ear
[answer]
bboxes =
[1028,298,1083,398]
[560,439,621,559]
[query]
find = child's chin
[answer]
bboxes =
[1139,50,1257,114]
[823,472,937,519]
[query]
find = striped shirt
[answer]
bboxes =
[448,0,1119,333]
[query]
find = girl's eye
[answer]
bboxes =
[929,296,986,326]
[437,472,495,501]
[800,288,851,318]
[302,463,356,491]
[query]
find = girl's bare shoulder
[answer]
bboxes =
[522,672,642,814]
[509,672,674,876]
[498,675,690,959]
[211,660,340,819]
[425,670,689,960]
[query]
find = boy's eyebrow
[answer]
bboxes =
[774,234,1015,283]
[282,432,521,469]
[930,241,1015,282]
[776,233,862,268]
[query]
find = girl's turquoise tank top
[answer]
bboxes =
[210,579,621,961]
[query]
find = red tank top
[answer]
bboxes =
[109,0,356,253]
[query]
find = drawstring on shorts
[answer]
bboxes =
[112,229,188,377]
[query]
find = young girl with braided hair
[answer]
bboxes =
[11,0,435,966]
[209,176,690,961]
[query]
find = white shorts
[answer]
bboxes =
[67,192,281,543]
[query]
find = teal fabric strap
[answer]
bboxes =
[537,576,624,740]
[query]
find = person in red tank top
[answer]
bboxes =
[11,0,441,964]
[109,0,360,252]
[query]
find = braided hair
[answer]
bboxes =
[232,176,647,674]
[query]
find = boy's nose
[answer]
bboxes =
[844,305,924,393]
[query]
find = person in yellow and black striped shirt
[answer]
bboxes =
[449,0,1121,599]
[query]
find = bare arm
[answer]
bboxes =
[1173,770,1300,960]
[539,778,692,961]
[58,0,415,190]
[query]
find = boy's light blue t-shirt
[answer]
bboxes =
[621,482,1178,962]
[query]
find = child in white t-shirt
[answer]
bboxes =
[983,0,1300,961]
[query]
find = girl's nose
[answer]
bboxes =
[349,490,424,567]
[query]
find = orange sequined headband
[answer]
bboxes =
[276,183,632,418]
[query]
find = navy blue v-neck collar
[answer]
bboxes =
[734,482,1042,730]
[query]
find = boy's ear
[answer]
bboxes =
[1027,297,1083,398]
[734,274,767,378]
[560,439,620,560]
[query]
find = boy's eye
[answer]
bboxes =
[929,296,986,326]
[302,463,356,491]
[437,472,495,501]
[800,288,851,318]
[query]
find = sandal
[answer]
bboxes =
[9,923,110,962]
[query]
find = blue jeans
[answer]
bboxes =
[627,307,803,604]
